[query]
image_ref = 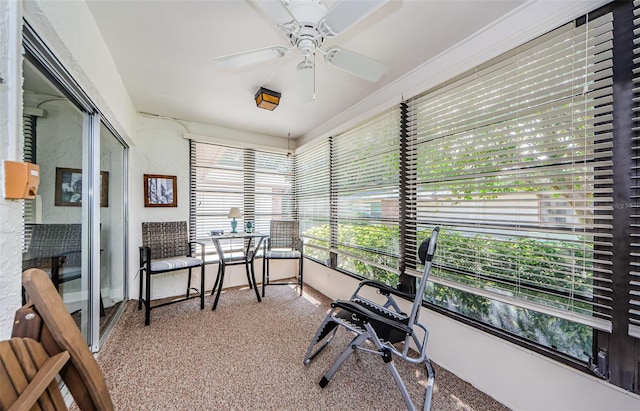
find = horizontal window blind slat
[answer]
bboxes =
[407,13,614,330]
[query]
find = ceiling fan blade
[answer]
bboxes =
[251,0,293,23]
[324,47,386,82]
[297,59,315,103]
[215,46,290,69]
[319,0,389,37]
[250,0,298,34]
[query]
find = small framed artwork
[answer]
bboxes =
[55,167,109,207]
[144,174,177,207]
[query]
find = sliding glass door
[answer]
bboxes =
[22,23,128,350]
[99,122,127,342]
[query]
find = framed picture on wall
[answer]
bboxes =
[55,167,109,207]
[144,174,177,207]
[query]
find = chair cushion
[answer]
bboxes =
[149,256,202,272]
[265,250,301,259]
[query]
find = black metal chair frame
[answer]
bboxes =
[303,227,440,411]
[138,221,205,325]
[261,220,304,297]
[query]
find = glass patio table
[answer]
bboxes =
[209,232,268,310]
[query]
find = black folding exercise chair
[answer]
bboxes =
[303,227,439,411]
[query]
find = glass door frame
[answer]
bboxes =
[23,20,129,352]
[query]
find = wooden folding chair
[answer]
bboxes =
[5,268,114,410]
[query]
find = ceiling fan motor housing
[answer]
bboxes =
[292,27,324,56]
[287,0,328,57]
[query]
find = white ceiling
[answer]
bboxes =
[82,0,529,140]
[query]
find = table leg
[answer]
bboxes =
[212,262,225,310]
[200,264,205,309]
[262,253,266,298]
[211,263,222,296]
[250,258,261,302]
[244,261,252,290]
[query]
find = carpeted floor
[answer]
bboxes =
[92,284,510,411]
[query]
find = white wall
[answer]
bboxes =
[22,0,137,143]
[0,0,24,340]
[304,259,640,411]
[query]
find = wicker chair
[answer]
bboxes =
[23,223,83,290]
[261,220,303,297]
[22,223,107,316]
[138,221,205,325]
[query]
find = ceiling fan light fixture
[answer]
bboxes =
[255,87,281,111]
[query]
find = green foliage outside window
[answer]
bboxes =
[304,223,593,360]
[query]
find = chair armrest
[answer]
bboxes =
[188,240,206,258]
[358,280,415,301]
[332,299,412,335]
[139,246,151,268]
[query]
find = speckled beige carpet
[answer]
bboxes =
[92,284,510,411]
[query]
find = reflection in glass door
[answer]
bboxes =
[98,122,127,340]
[23,24,129,351]
[22,58,90,339]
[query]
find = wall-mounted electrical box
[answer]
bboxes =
[4,160,40,200]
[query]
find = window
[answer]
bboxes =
[332,107,402,285]
[296,139,331,263]
[295,4,640,389]
[190,141,294,259]
[407,12,614,360]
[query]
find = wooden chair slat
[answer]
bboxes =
[0,341,31,400]
[0,353,20,410]
[7,345,69,411]
[24,338,67,410]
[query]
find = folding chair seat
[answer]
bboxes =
[138,221,205,325]
[262,220,303,297]
[304,227,439,411]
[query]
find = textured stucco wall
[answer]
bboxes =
[0,0,24,339]
[23,0,137,143]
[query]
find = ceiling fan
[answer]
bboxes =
[215,0,389,102]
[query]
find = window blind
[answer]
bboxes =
[332,106,402,284]
[629,0,640,339]
[22,114,36,252]
[296,139,331,263]
[190,140,294,260]
[407,13,614,331]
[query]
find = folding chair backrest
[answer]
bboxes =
[141,221,190,259]
[24,224,82,267]
[408,227,439,326]
[269,220,299,250]
[13,268,114,410]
